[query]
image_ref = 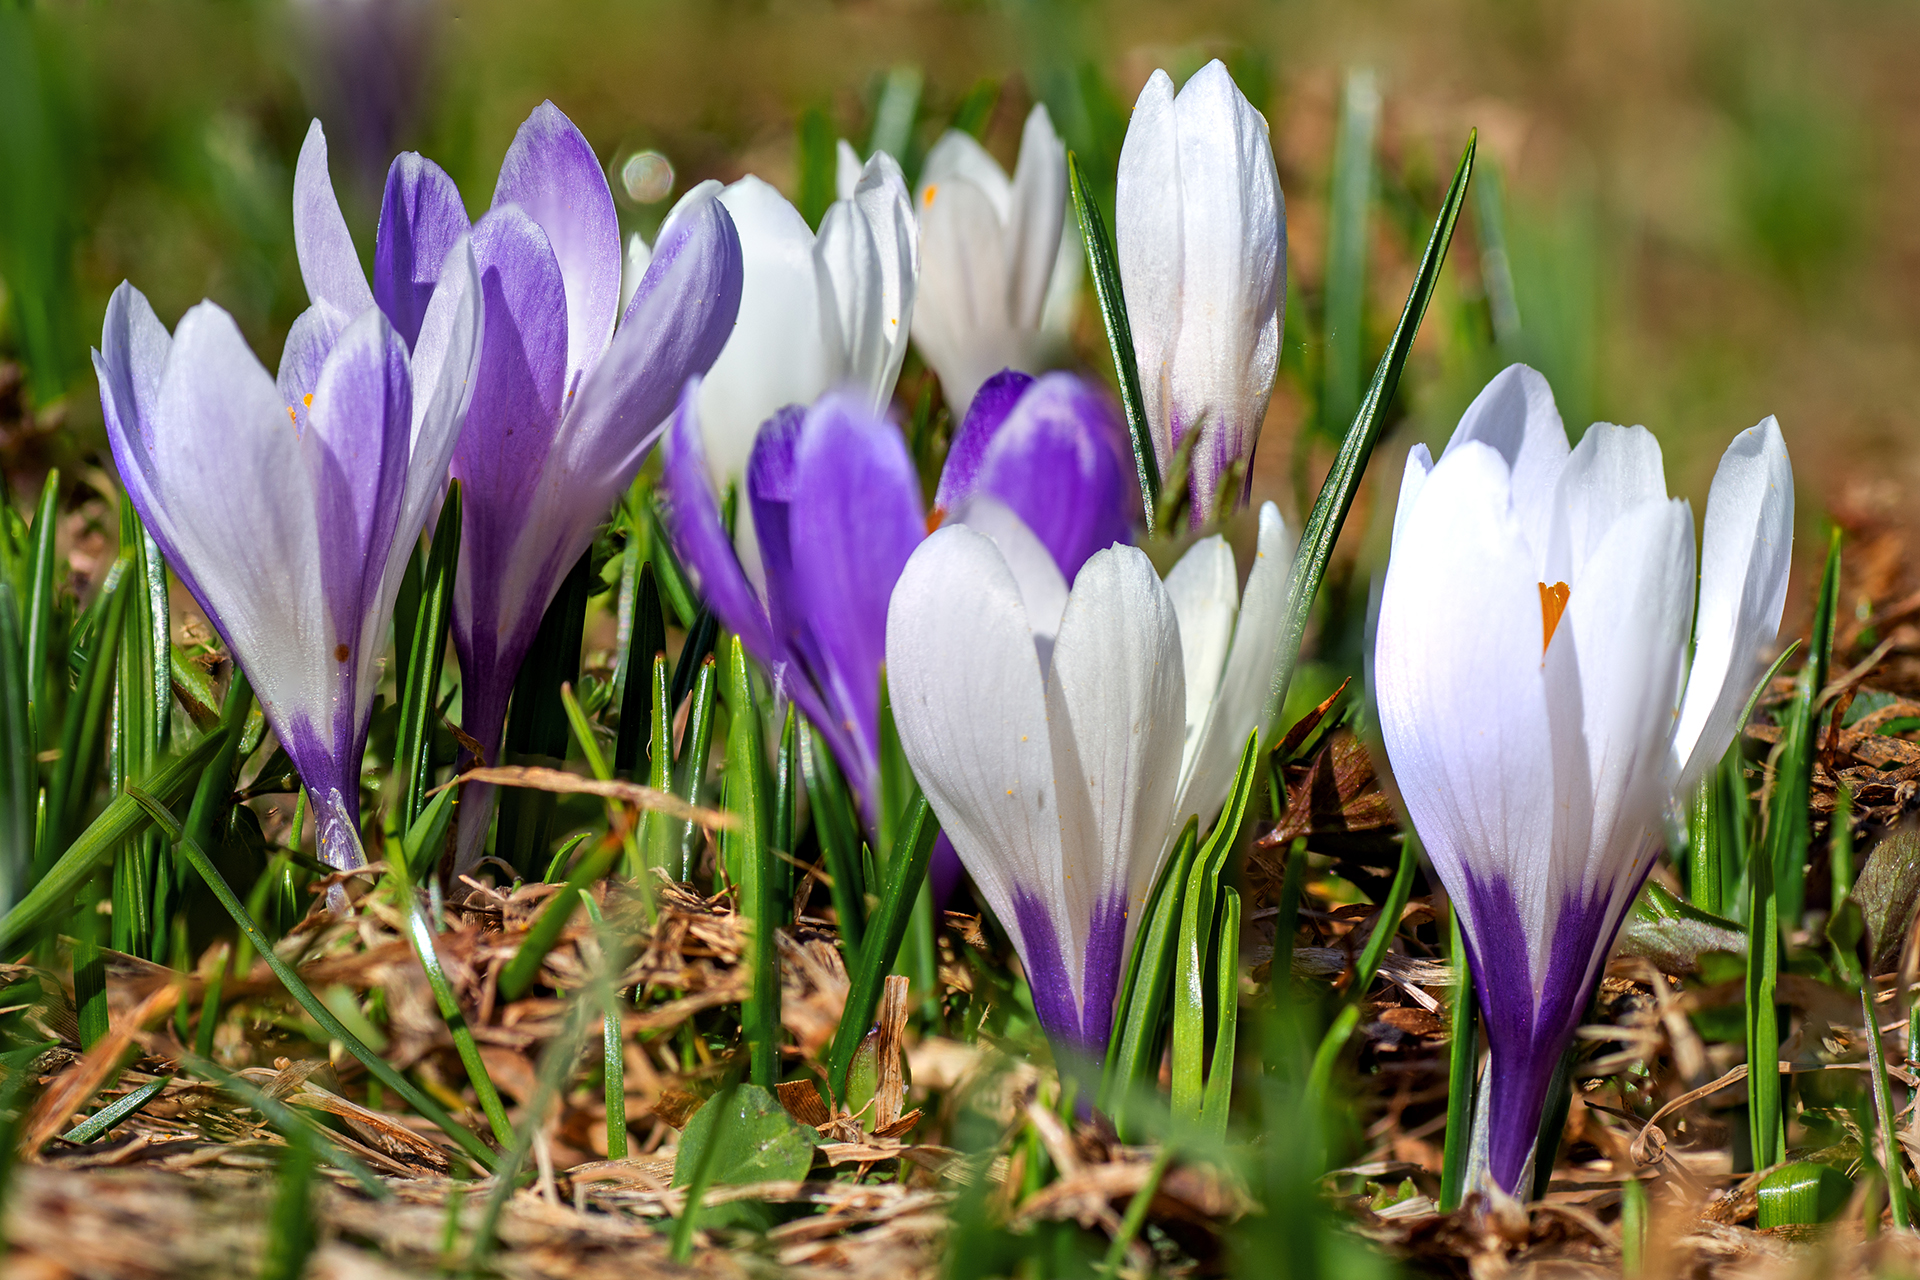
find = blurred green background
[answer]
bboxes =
[0,0,1907,565]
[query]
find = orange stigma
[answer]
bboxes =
[922,184,938,207]
[926,505,946,534]
[1538,581,1571,653]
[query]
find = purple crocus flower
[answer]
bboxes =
[441,102,744,868]
[660,368,1132,835]
[96,208,482,874]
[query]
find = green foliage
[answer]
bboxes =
[496,550,593,874]
[1756,1161,1854,1229]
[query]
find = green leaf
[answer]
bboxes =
[498,837,620,1003]
[640,654,677,876]
[1618,880,1748,973]
[1264,131,1476,745]
[1306,833,1420,1110]
[669,656,718,881]
[23,470,59,734]
[950,76,1000,139]
[725,639,779,1089]
[1068,150,1159,528]
[826,792,937,1104]
[393,481,460,834]
[1438,902,1477,1213]
[126,786,497,1171]
[795,105,838,230]
[41,550,130,867]
[1849,826,1920,972]
[671,1081,818,1191]
[1756,1161,1854,1228]
[1771,528,1840,930]
[1198,885,1241,1140]
[867,64,923,170]
[60,1074,173,1144]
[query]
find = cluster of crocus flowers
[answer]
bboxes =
[99,120,484,874]
[885,499,1293,1057]
[1117,59,1285,525]
[911,105,1072,416]
[661,369,1134,831]
[1373,363,1794,1194]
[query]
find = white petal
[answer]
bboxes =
[1115,69,1181,468]
[292,120,375,318]
[818,150,918,414]
[835,139,863,202]
[951,494,1068,670]
[1545,422,1669,585]
[1005,105,1067,330]
[1555,496,1695,911]
[1373,441,1556,968]
[1443,364,1568,571]
[917,130,1013,222]
[1162,534,1238,772]
[912,174,1017,413]
[699,176,837,489]
[1389,442,1434,556]
[1044,544,1186,1016]
[1671,417,1795,785]
[886,524,1061,987]
[1171,501,1293,830]
[1165,60,1282,504]
[620,230,652,315]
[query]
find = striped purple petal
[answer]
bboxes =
[374,152,471,348]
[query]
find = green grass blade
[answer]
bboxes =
[671,657,718,882]
[1862,979,1910,1228]
[1320,68,1380,440]
[0,583,31,912]
[641,654,676,876]
[1746,814,1783,1172]
[560,681,612,783]
[395,482,460,833]
[1438,901,1478,1212]
[826,792,937,1103]
[182,1051,387,1199]
[60,1073,172,1143]
[1306,835,1419,1108]
[868,64,923,167]
[1171,733,1260,1121]
[800,719,865,960]
[1772,528,1840,931]
[725,640,779,1089]
[1099,1143,1173,1278]
[499,840,620,1002]
[0,727,224,957]
[23,470,58,716]
[796,105,838,230]
[384,787,513,1146]
[1068,150,1159,528]
[1198,886,1241,1139]
[126,786,498,1171]
[640,492,697,630]
[180,668,252,869]
[576,889,628,1160]
[42,556,130,864]
[1101,816,1197,1128]
[772,704,797,900]
[614,561,664,781]
[1263,131,1476,744]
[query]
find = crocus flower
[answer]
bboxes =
[1116,59,1284,525]
[884,499,1293,1057]
[1373,364,1794,1194]
[95,247,482,875]
[661,368,1132,833]
[440,102,744,867]
[911,106,1069,416]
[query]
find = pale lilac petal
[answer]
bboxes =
[374,151,471,347]
[949,495,1069,668]
[1004,105,1066,333]
[490,101,623,388]
[563,190,744,484]
[1545,422,1670,585]
[276,301,352,405]
[1163,534,1238,780]
[293,120,375,317]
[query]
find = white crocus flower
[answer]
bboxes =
[624,153,918,507]
[1373,363,1793,1195]
[911,105,1069,416]
[886,499,1292,1059]
[1117,59,1284,525]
